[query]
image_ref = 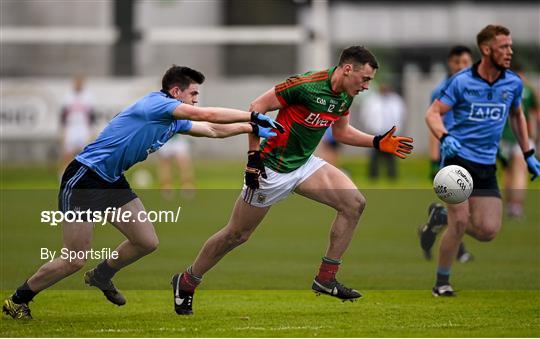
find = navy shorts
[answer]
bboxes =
[443,156,500,198]
[58,160,138,215]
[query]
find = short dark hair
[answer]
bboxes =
[476,25,510,48]
[161,65,205,91]
[448,45,472,59]
[338,46,379,69]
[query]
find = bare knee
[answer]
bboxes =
[472,225,498,242]
[338,191,366,220]
[134,236,159,254]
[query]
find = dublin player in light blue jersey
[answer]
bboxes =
[424,25,540,297]
[3,65,283,320]
[419,46,474,263]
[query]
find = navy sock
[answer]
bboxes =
[95,260,119,281]
[436,268,451,286]
[12,281,37,304]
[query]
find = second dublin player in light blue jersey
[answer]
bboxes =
[2,65,283,320]
[420,46,474,263]
[424,25,540,297]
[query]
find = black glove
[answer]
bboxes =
[245,151,266,189]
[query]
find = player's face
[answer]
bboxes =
[447,53,472,75]
[172,83,200,105]
[488,34,513,70]
[343,63,376,97]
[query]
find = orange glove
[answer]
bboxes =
[373,126,414,159]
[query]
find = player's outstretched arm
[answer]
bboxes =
[184,122,276,139]
[172,104,283,130]
[332,115,376,147]
[332,116,414,159]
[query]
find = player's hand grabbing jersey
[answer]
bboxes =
[261,68,353,173]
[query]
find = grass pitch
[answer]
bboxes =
[1,157,539,337]
[1,290,539,337]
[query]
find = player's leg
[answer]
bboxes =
[175,153,196,198]
[419,155,475,262]
[174,140,196,189]
[386,153,397,180]
[190,198,269,276]
[177,155,195,187]
[506,149,527,218]
[294,163,365,300]
[84,198,158,306]
[433,197,501,297]
[4,221,94,320]
[172,198,270,314]
[368,148,379,179]
[418,202,447,259]
[107,198,159,268]
[433,200,470,296]
[466,196,502,242]
[158,156,174,199]
[160,156,173,189]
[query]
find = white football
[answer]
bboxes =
[433,165,473,204]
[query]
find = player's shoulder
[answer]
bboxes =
[450,67,473,82]
[146,91,166,99]
[441,68,474,92]
[295,69,329,80]
[276,69,329,91]
[432,77,449,93]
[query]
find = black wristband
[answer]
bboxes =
[439,133,449,142]
[524,149,535,159]
[249,122,258,134]
[247,150,261,161]
[372,135,381,150]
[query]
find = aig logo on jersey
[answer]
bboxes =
[468,103,506,122]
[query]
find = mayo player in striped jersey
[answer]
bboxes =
[172,46,414,315]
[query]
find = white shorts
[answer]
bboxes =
[159,137,190,158]
[241,155,327,207]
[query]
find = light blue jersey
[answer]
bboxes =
[431,77,455,129]
[438,62,522,164]
[77,91,192,182]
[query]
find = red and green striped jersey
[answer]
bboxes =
[261,67,353,173]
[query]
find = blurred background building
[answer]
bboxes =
[1,0,539,163]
